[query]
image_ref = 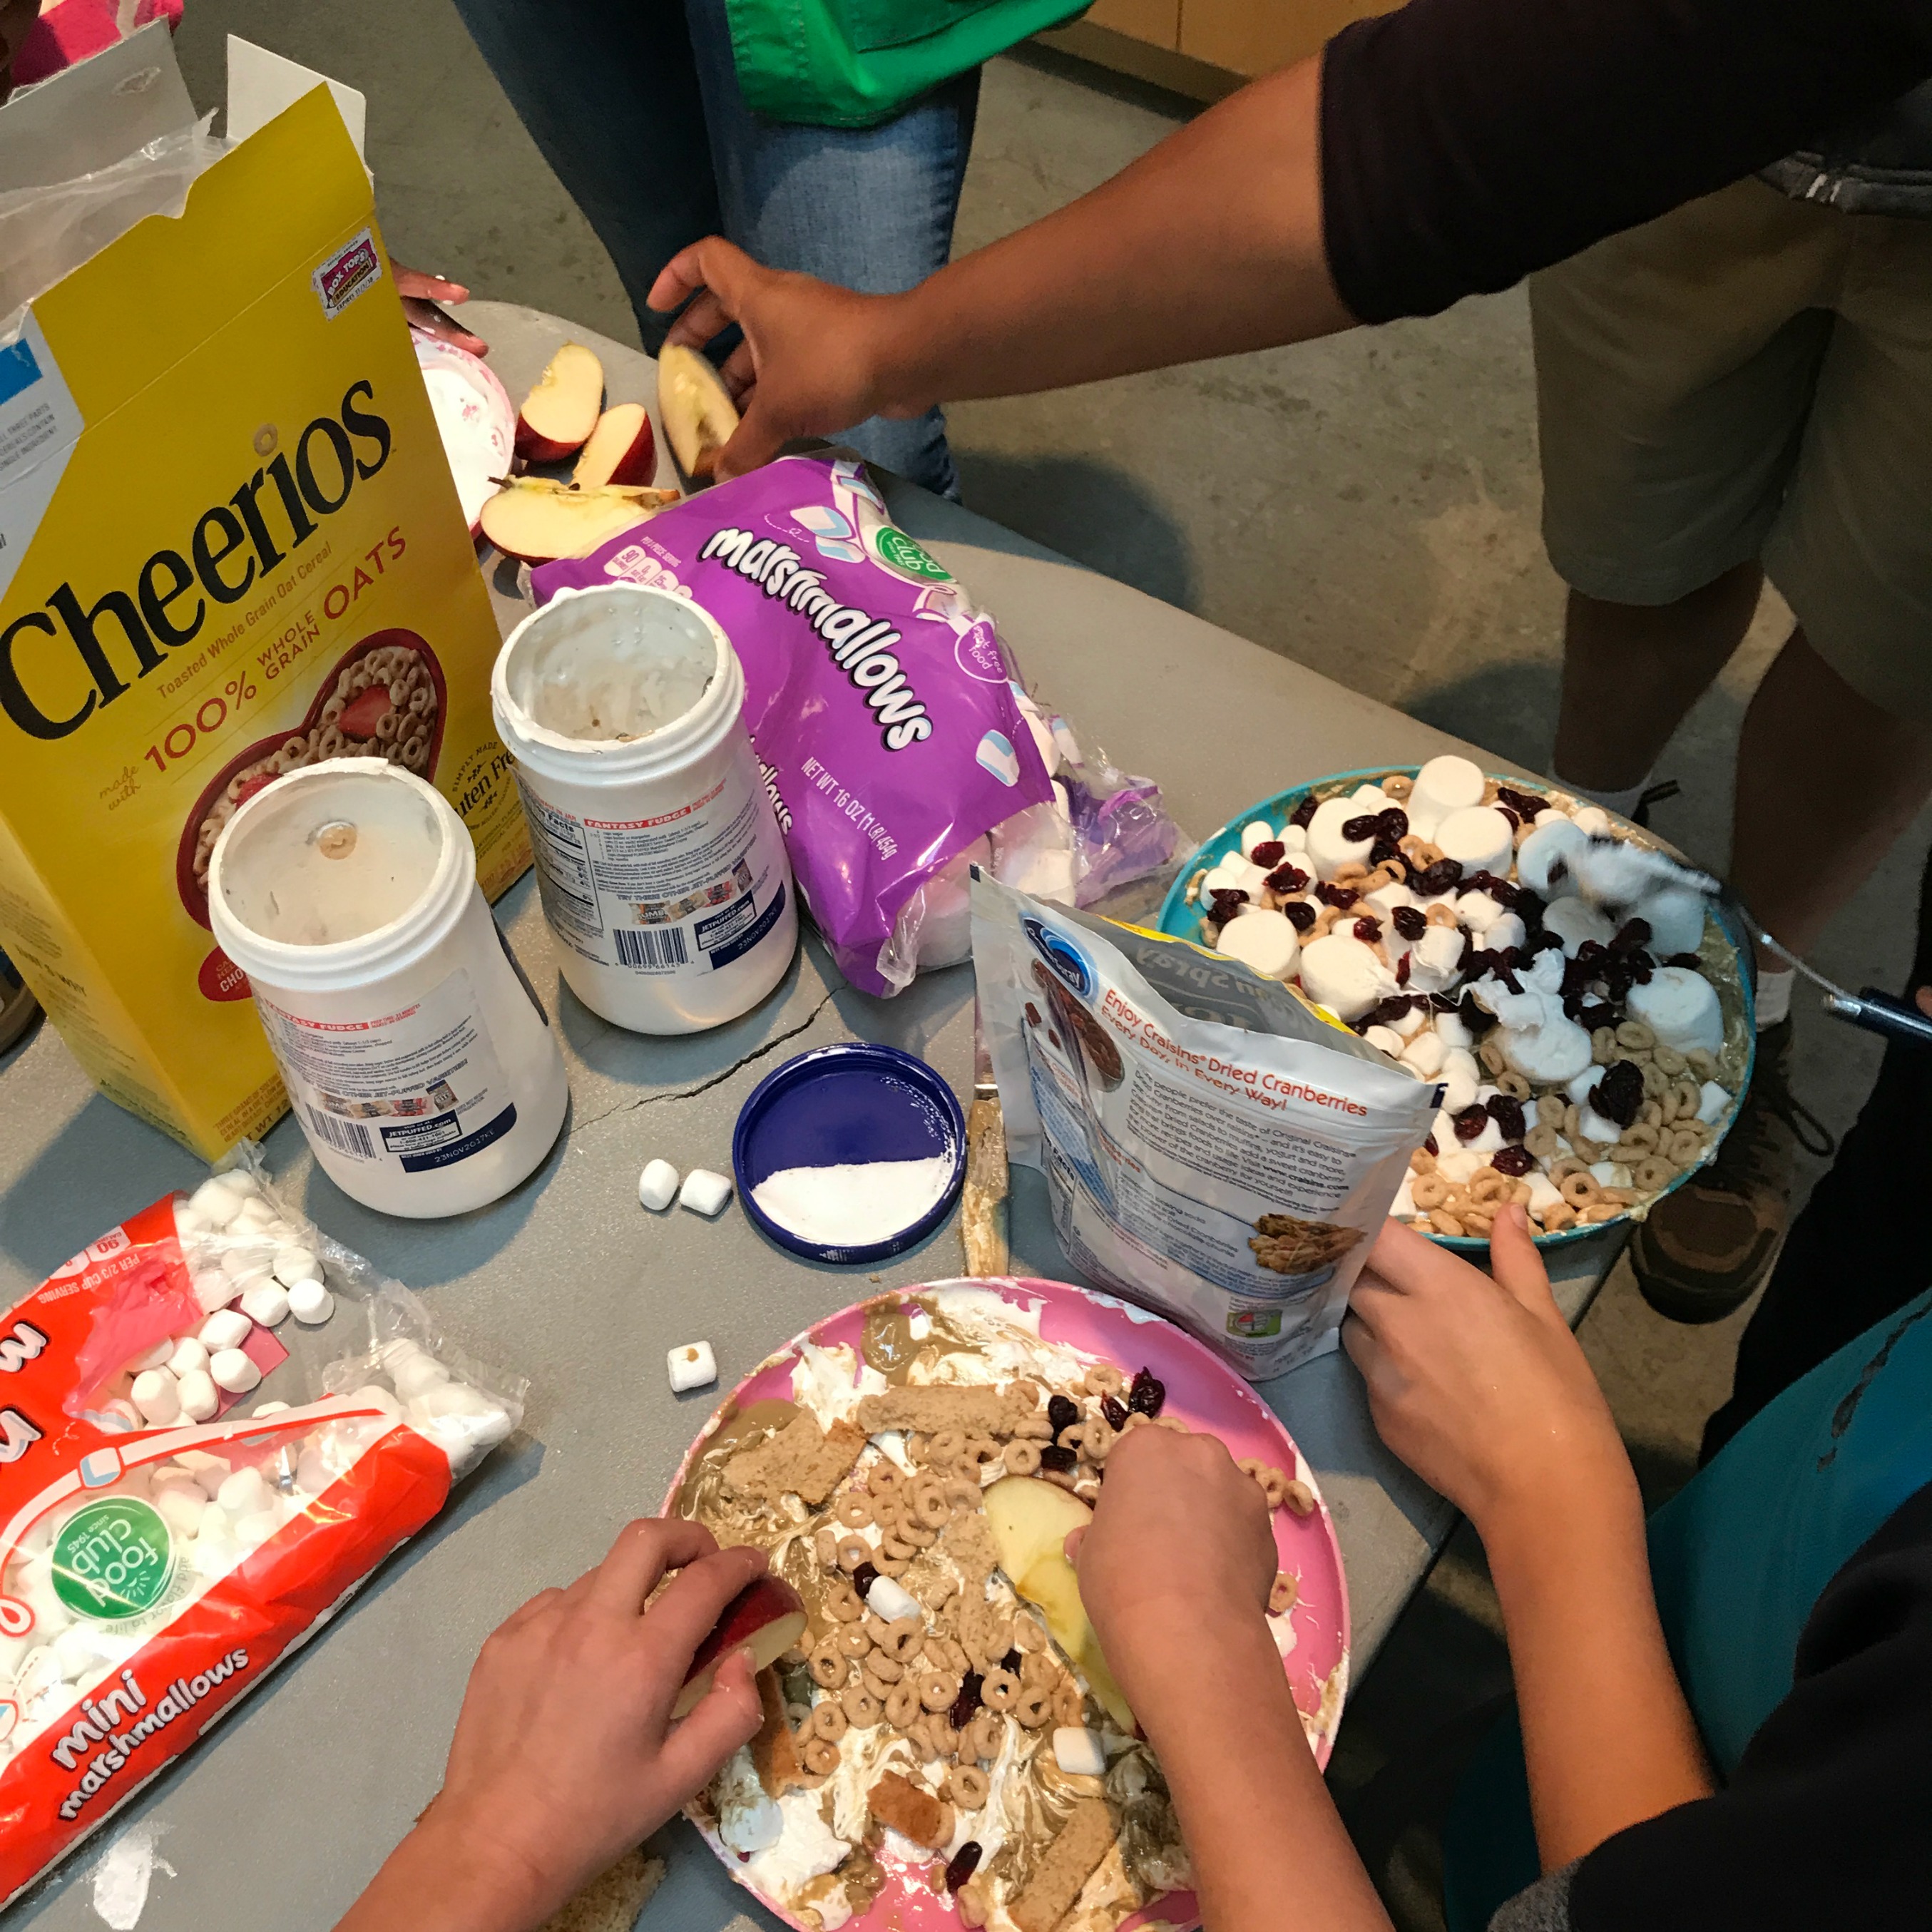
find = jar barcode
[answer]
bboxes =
[307,1106,375,1159]
[615,927,689,969]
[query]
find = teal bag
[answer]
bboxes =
[723,0,1091,126]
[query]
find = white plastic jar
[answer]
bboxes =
[208,759,569,1217]
[491,583,798,1033]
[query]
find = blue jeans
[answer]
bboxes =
[449,0,976,496]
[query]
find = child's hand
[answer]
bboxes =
[1343,1206,1630,1536]
[401,1519,767,1928]
[391,265,490,357]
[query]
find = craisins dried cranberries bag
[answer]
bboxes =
[532,453,1181,996]
[0,1162,523,1906]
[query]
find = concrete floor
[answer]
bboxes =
[168,10,1927,1922]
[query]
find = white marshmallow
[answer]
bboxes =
[1297,934,1398,1023]
[1053,1726,1108,1776]
[1363,1025,1405,1058]
[192,1267,237,1317]
[1305,797,1376,881]
[1575,1104,1624,1146]
[1405,924,1467,995]
[128,1338,174,1374]
[1697,1080,1732,1125]
[349,1384,403,1420]
[668,1341,717,1393]
[1521,947,1566,993]
[864,1575,922,1625]
[1486,914,1528,955]
[218,1466,272,1518]
[152,1483,206,1537]
[220,1245,272,1287]
[1435,806,1514,879]
[271,1247,317,1288]
[1456,889,1506,934]
[1239,820,1279,858]
[1568,834,1713,919]
[1542,897,1616,956]
[296,1449,334,1497]
[1627,966,1724,1054]
[1570,805,1612,837]
[1435,1010,1473,1051]
[1217,908,1299,981]
[131,1369,180,1426]
[177,1451,232,1495]
[209,1349,260,1395]
[1389,1002,1428,1038]
[1525,1172,1565,1217]
[1566,1065,1604,1103]
[177,1369,220,1422]
[165,1336,208,1379]
[252,1401,292,1418]
[200,1309,252,1351]
[1515,817,1589,897]
[1350,784,1393,809]
[1483,989,1595,1085]
[1365,879,1417,920]
[1588,1160,1635,1190]
[213,1168,261,1199]
[239,1282,290,1329]
[1401,1031,1447,1078]
[235,1508,284,1549]
[1440,1050,1481,1114]
[1277,824,1308,854]
[1407,755,1486,839]
[1201,854,1270,898]
[679,1169,734,1217]
[287,1278,334,1325]
[1635,888,1707,958]
[1436,1148,1482,1184]
[638,1158,681,1212]
[1461,1110,1506,1155]
[188,1179,242,1230]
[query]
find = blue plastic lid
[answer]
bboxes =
[732,1043,966,1264]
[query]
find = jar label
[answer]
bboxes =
[515,749,790,980]
[255,968,516,1172]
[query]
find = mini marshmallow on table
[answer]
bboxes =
[638,1158,680,1212]
[668,1341,716,1392]
[679,1170,733,1217]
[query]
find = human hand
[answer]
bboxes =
[648,238,912,480]
[392,264,489,357]
[406,1518,766,1927]
[1342,1207,1631,1538]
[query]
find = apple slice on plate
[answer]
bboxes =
[657,344,739,482]
[573,403,657,489]
[673,1575,807,1719]
[479,478,678,563]
[515,342,605,462]
[984,1475,1135,1732]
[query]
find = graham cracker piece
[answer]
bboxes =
[536,1849,665,1932]
[942,1510,999,1583]
[1009,1800,1117,1932]
[751,1666,804,1797]
[724,1411,865,1507]
[856,1386,1011,1438]
[868,1769,954,1850]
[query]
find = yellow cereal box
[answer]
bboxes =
[0,82,527,1157]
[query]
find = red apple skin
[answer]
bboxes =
[574,407,655,489]
[673,1575,807,1719]
[514,415,590,465]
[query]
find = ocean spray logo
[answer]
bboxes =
[1021,916,1093,998]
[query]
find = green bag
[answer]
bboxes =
[724,0,1091,127]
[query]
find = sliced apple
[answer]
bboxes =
[573,402,657,489]
[479,478,678,563]
[515,341,605,462]
[673,1574,807,1719]
[983,1476,1135,1732]
[657,344,739,481]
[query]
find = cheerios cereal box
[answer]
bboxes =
[0,71,528,1157]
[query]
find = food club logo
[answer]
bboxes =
[1021,915,1094,999]
[52,1497,175,1622]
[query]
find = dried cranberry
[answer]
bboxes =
[1495,804,1520,831]
[1458,993,1496,1036]
[1316,881,1359,909]
[1423,1133,1439,1156]
[1496,785,1545,821]
[1453,1105,1490,1143]
[1575,939,1608,970]
[1548,857,1571,889]
[1101,1394,1129,1430]
[1209,889,1249,920]
[1667,951,1702,968]
[1282,901,1317,933]
[1369,837,1407,872]
[946,1843,983,1893]
[1610,917,1652,954]
[1266,862,1310,894]
[852,1560,880,1599]
[1129,1367,1165,1416]
[1341,814,1381,842]
[1560,956,1594,998]
[1289,794,1319,829]
[1413,859,1464,897]
[1515,889,1546,931]
[1047,1394,1080,1436]
[1491,1144,1536,1177]
[1395,951,1412,985]
[1377,807,1410,841]
[1486,1094,1528,1142]
[1002,1649,1023,1675]
[951,1670,985,1728]
[1038,1443,1078,1473]
[1024,1001,1041,1026]
[1575,1000,1617,1033]
[1369,996,1416,1025]
[1391,904,1427,941]
[1590,1058,1645,1128]
[1354,916,1382,943]
[1250,839,1285,868]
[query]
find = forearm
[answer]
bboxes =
[871,58,1351,416]
[335,1814,551,1932]
[1481,1473,1714,1871]
[1110,1606,1391,1932]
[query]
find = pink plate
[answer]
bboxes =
[665,1274,1351,1932]
[412,329,516,536]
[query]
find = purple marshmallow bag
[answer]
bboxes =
[533,454,1177,996]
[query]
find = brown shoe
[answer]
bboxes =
[1629,1021,1834,1324]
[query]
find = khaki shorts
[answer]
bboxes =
[1531,175,1932,719]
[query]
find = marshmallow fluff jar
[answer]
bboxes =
[208,760,568,1217]
[493,584,798,1033]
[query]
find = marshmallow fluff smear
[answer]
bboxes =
[751,1155,955,1247]
[1186,757,1749,1239]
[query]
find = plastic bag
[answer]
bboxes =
[531,453,1182,996]
[0,1157,523,1905]
[972,872,1441,1379]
